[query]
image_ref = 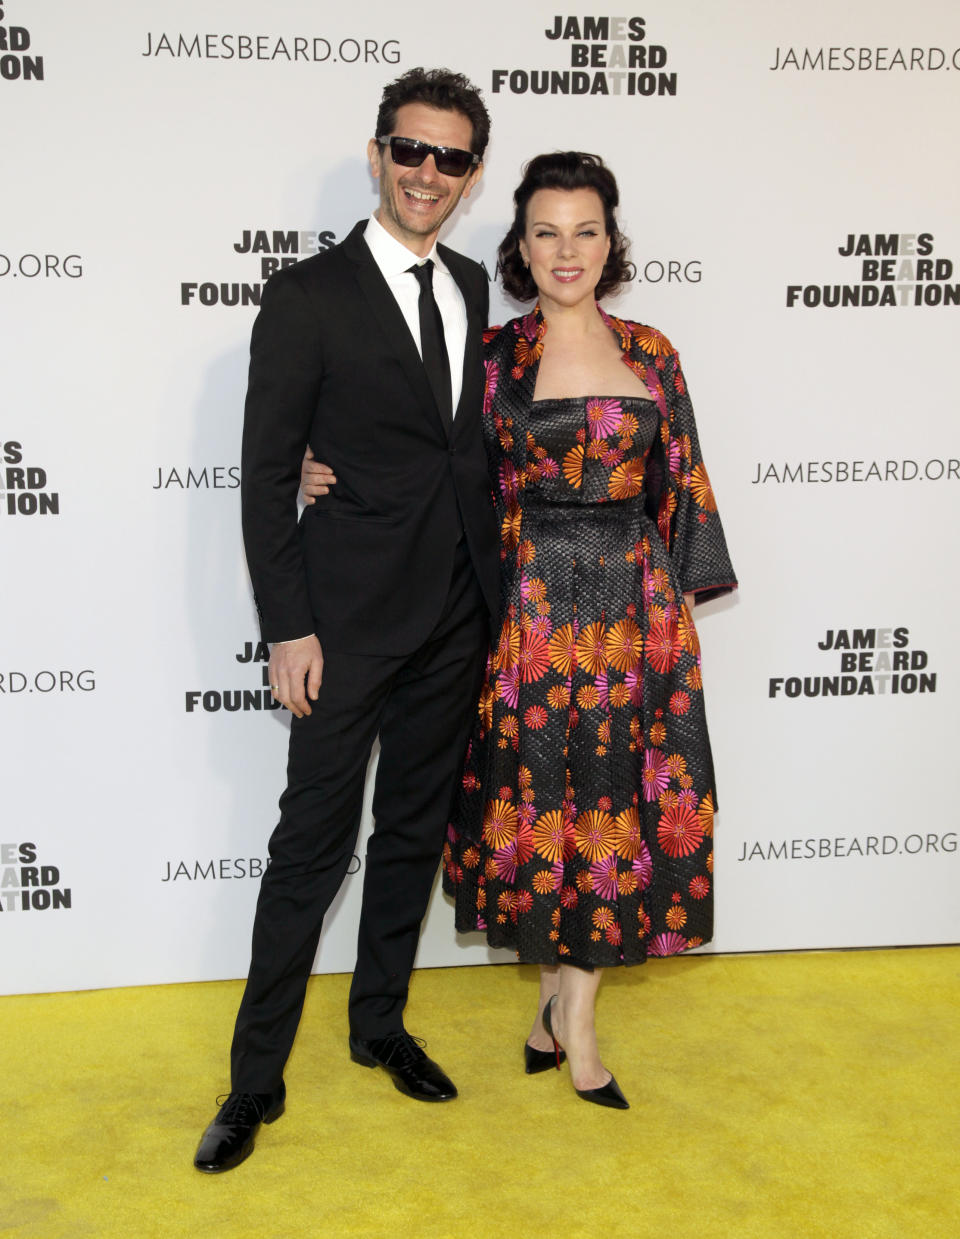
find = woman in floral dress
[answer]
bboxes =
[442,152,737,1107]
[303,152,737,1107]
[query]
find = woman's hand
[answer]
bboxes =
[301,445,337,502]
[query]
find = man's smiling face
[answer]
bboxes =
[368,102,482,256]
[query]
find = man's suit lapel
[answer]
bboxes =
[342,221,452,441]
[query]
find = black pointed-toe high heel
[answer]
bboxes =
[542,995,630,1109]
[524,1040,566,1074]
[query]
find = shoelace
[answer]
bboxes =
[214,1092,270,1127]
[371,1032,428,1070]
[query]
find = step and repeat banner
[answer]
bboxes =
[2,0,958,993]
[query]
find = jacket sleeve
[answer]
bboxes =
[656,349,738,603]
[240,269,324,642]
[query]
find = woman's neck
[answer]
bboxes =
[539,297,605,338]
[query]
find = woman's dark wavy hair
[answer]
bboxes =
[376,67,490,158]
[498,152,634,302]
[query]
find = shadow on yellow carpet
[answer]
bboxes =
[3,947,958,1239]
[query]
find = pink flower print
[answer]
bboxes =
[586,398,623,440]
[647,931,688,957]
[624,668,644,706]
[632,840,653,891]
[494,840,519,883]
[483,360,499,414]
[642,747,670,802]
[498,665,520,709]
[517,801,537,828]
[590,856,620,900]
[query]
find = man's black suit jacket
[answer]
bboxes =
[240,220,500,656]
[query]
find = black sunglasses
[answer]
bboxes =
[376,135,480,178]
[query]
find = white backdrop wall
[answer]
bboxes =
[2,0,958,994]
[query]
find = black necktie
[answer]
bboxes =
[408,260,453,428]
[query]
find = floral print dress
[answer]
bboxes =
[442,306,737,966]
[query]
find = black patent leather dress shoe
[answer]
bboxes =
[349,1031,458,1101]
[193,1083,286,1173]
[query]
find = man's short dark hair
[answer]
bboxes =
[376,67,491,159]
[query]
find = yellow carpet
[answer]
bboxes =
[3,948,958,1239]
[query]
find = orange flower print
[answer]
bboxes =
[613,807,643,860]
[650,568,670,594]
[501,502,522,550]
[546,683,571,710]
[618,409,639,439]
[514,332,543,369]
[697,791,715,838]
[586,438,607,461]
[633,324,675,357]
[603,619,643,672]
[477,683,494,731]
[562,444,584,489]
[494,618,520,672]
[665,904,687,930]
[609,682,631,708]
[576,622,607,676]
[482,798,518,849]
[533,810,573,863]
[689,463,717,512]
[686,664,703,691]
[548,623,578,677]
[609,458,644,500]
[522,576,548,605]
[592,906,615,930]
[618,870,638,895]
[666,753,687,779]
[575,810,616,861]
[532,869,558,895]
[678,605,700,656]
[576,685,600,710]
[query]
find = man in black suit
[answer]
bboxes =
[194,68,499,1173]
